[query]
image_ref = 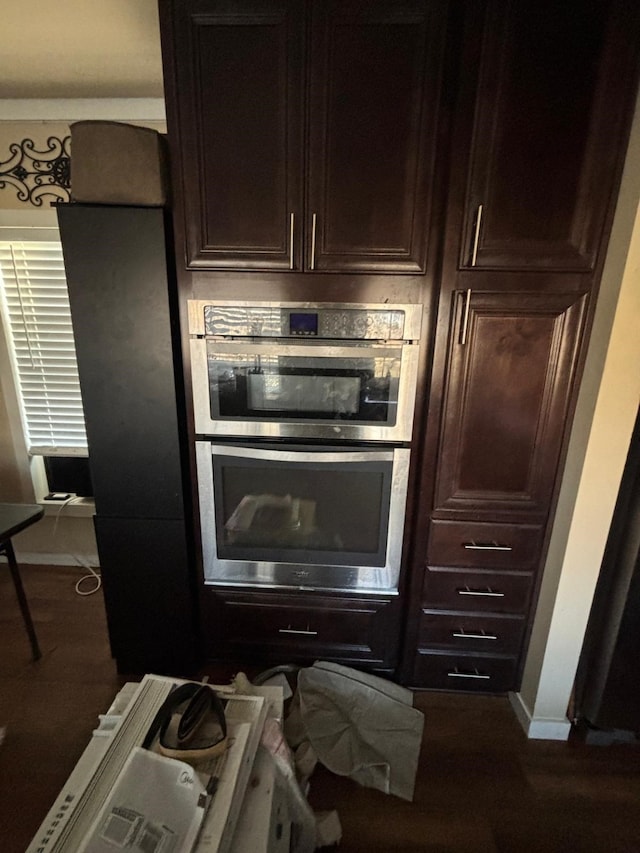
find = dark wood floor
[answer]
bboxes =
[1,564,639,853]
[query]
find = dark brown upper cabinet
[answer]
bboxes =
[432,289,588,521]
[159,0,446,273]
[458,0,639,273]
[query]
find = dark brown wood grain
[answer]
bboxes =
[160,0,447,273]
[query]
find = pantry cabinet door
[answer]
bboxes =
[433,290,588,520]
[459,0,637,272]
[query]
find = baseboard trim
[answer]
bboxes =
[509,691,571,741]
[12,551,100,568]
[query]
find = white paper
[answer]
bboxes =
[77,747,209,853]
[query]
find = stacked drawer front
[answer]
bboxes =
[206,589,401,670]
[414,520,543,692]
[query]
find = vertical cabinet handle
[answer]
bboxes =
[289,213,295,270]
[459,289,471,345]
[310,212,317,270]
[470,203,483,266]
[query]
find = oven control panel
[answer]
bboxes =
[189,302,422,342]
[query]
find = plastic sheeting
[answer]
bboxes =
[285,661,425,802]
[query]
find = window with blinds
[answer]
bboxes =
[0,240,87,455]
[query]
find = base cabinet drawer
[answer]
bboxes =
[423,566,533,613]
[428,520,543,570]
[413,650,519,692]
[206,590,400,668]
[418,611,526,655]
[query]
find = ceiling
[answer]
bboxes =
[1,0,163,99]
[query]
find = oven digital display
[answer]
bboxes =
[289,312,318,336]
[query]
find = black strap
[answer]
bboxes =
[142,683,227,753]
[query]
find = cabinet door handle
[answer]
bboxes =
[278,624,318,636]
[452,629,498,640]
[310,212,317,270]
[470,203,483,266]
[459,289,471,345]
[289,212,295,270]
[447,667,491,680]
[463,541,513,552]
[457,586,505,598]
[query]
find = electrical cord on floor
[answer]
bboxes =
[74,566,102,596]
[52,496,102,596]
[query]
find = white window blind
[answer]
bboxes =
[0,240,87,454]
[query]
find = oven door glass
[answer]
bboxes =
[190,339,419,441]
[196,442,410,592]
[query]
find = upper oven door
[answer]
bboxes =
[190,338,420,442]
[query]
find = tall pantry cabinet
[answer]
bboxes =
[158,0,640,690]
[402,0,640,690]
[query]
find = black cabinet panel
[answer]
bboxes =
[57,205,186,519]
[94,516,198,674]
[58,204,199,675]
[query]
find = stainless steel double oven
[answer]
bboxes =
[189,301,422,594]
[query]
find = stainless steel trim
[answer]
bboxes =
[196,441,411,593]
[310,213,317,270]
[199,340,403,358]
[289,212,295,270]
[189,336,420,443]
[460,289,471,345]
[463,542,512,551]
[212,443,394,464]
[471,203,483,266]
[187,301,423,342]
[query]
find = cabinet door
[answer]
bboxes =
[161,0,304,270]
[433,290,587,520]
[306,0,446,273]
[460,0,638,272]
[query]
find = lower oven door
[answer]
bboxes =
[195,441,410,593]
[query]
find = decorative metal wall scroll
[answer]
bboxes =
[0,136,71,206]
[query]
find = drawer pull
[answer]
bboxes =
[457,586,505,598]
[452,629,498,640]
[447,667,491,681]
[463,541,513,551]
[278,624,318,636]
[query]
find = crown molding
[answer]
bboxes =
[0,98,166,122]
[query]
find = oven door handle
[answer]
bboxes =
[209,443,396,465]
[200,341,405,358]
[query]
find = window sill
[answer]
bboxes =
[40,497,96,518]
